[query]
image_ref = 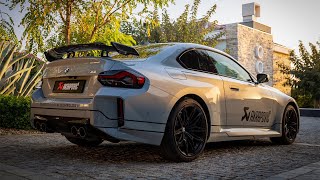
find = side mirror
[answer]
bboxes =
[257,74,269,84]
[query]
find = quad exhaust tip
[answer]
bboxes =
[35,121,41,131]
[40,123,46,132]
[78,127,86,138]
[71,126,87,138]
[35,121,47,132]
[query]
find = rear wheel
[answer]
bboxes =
[161,98,208,162]
[270,105,299,144]
[65,136,103,147]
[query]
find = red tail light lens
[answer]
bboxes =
[97,70,145,89]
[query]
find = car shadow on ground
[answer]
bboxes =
[31,139,278,164]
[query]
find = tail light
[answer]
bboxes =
[97,70,145,89]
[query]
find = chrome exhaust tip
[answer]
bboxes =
[35,121,41,131]
[78,127,86,138]
[40,123,47,132]
[71,126,78,136]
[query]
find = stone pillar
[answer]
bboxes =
[225,23,274,86]
[225,24,238,60]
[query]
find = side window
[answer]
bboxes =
[179,50,218,74]
[179,50,200,70]
[207,51,252,82]
[197,50,218,73]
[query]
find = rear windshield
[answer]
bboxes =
[110,43,174,60]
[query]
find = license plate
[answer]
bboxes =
[53,80,86,93]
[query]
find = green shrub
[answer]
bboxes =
[291,89,314,108]
[0,95,31,129]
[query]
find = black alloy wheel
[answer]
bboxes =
[161,98,208,162]
[271,105,299,145]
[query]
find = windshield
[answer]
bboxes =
[110,43,174,60]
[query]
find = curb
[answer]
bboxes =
[300,108,320,117]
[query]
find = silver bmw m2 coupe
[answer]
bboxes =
[31,42,299,162]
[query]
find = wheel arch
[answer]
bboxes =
[287,101,300,132]
[170,94,211,138]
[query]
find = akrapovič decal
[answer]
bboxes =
[241,107,271,123]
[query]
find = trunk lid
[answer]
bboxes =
[42,57,115,98]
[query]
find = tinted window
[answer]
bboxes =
[207,51,252,82]
[179,50,200,70]
[179,50,218,73]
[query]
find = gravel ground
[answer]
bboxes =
[0,117,319,179]
[0,128,43,136]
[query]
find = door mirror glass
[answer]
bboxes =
[257,74,269,83]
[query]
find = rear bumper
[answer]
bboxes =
[30,88,175,145]
[31,107,164,145]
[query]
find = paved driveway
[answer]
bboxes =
[0,117,320,179]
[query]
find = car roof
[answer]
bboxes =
[155,42,257,81]
[149,42,236,61]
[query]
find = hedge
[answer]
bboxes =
[0,95,32,130]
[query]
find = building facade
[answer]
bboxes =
[214,2,291,93]
[273,43,291,95]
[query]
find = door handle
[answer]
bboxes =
[230,87,240,91]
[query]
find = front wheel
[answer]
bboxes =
[160,98,208,162]
[270,105,299,145]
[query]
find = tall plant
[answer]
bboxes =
[0,41,44,97]
[279,41,320,108]
[122,0,222,47]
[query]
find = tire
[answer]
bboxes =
[270,105,299,145]
[160,98,208,162]
[65,136,103,147]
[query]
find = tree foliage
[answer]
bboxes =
[7,0,173,53]
[0,2,17,42]
[279,41,320,108]
[69,2,136,45]
[122,0,222,47]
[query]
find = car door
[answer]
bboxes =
[241,83,276,127]
[206,51,275,128]
[177,49,227,126]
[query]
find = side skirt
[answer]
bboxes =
[207,128,281,143]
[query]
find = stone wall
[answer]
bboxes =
[225,23,274,86]
[225,23,239,60]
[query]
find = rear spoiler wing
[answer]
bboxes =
[44,42,139,62]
